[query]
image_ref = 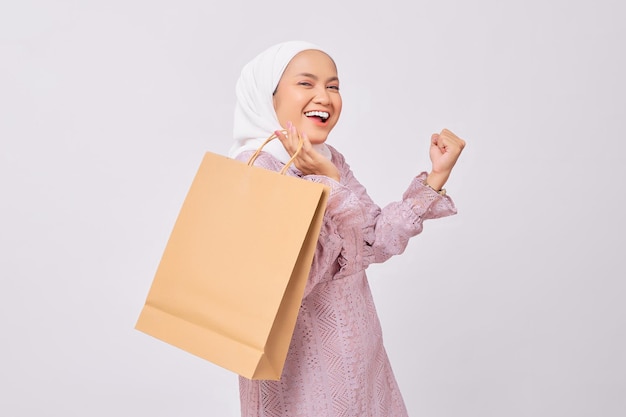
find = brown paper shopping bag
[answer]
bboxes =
[135,133,329,380]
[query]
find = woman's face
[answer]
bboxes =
[273,49,342,145]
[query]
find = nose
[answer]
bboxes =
[313,86,330,105]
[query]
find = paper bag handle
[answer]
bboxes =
[247,130,304,175]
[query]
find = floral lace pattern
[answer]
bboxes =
[236,146,457,417]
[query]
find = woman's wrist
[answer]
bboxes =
[320,163,340,182]
[326,170,340,182]
[425,171,449,193]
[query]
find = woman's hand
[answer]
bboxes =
[426,129,466,191]
[275,121,340,181]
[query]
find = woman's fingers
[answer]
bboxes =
[431,132,444,154]
[300,132,315,161]
[439,129,466,152]
[275,124,301,156]
[274,125,339,180]
[275,122,304,156]
[432,129,465,157]
[292,125,308,157]
[426,129,466,190]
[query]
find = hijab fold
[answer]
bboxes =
[228,41,332,164]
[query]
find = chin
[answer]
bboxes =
[307,130,331,145]
[308,137,328,145]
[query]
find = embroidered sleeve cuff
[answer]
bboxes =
[403,172,458,220]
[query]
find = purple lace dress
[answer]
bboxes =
[236,145,457,417]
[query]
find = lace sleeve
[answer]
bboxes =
[317,148,458,268]
[236,149,458,297]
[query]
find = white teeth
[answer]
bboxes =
[305,111,329,120]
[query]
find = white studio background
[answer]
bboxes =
[1,1,624,416]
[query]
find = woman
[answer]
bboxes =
[229,40,465,417]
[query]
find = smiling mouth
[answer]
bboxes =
[304,110,329,123]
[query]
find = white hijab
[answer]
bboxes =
[228,40,332,163]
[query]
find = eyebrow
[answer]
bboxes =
[295,72,340,83]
